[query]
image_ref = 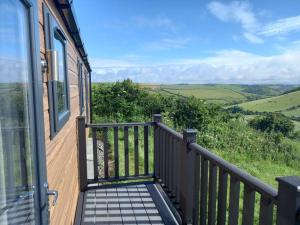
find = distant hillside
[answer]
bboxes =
[240,85,295,96]
[141,84,296,105]
[239,91,300,120]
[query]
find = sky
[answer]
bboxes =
[74,0,300,84]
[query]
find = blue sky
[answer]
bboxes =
[74,0,300,84]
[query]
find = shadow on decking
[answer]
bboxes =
[74,181,180,225]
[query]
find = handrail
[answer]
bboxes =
[156,123,183,141]
[189,142,278,202]
[86,121,154,128]
[157,122,278,202]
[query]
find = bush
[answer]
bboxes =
[249,114,295,136]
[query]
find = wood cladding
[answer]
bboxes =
[38,0,90,224]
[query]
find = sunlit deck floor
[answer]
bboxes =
[75,182,179,225]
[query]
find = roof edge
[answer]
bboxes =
[54,0,92,72]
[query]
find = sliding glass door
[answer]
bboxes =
[0,0,47,224]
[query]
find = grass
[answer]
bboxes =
[294,120,300,131]
[239,91,300,119]
[141,84,294,105]
[102,126,154,178]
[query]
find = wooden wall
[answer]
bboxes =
[38,0,89,224]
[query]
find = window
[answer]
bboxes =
[44,6,70,138]
[78,60,84,115]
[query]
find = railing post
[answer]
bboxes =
[153,114,162,181]
[182,129,198,225]
[77,116,87,191]
[276,176,300,225]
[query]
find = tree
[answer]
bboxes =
[249,113,295,136]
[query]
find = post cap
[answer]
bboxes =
[153,114,162,123]
[276,176,300,192]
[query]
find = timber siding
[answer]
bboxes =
[38,0,90,224]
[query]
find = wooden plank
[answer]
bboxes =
[259,196,274,225]
[193,153,201,225]
[114,127,119,178]
[228,176,240,225]
[134,126,139,176]
[158,129,164,181]
[170,137,177,197]
[242,186,255,225]
[124,126,129,177]
[208,163,217,225]
[166,132,170,189]
[200,157,209,225]
[103,127,109,179]
[175,139,181,204]
[144,126,149,175]
[92,128,98,180]
[217,168,228,225]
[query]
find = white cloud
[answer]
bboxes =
[207,1,300,44]
[207,1,258,31]
[91,58,138,68]
[91,50,300,84]
[143,37,191,51]
[243,32,264,44]
[260,15,300,36]
[134,16,177,31]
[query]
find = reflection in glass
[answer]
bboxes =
[0,0,35,224]
[53,32,67,117]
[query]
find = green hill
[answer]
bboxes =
[239,91,300,120]
[141,84,295,105]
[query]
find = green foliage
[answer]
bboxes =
[92,79,300,170]
[92,79,145,122]
[249,114,295,136]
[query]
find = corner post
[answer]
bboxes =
[77,116,87,191]
[276,176,300,225]
[153,114,162,181]
[182,129,198,225]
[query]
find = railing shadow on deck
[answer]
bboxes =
[77,115,300,225]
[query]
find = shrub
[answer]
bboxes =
[249,113,295,136]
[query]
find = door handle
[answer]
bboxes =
[47,190,58,206]
[44,183,58,206]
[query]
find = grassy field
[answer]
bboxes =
[140,83,295,105]
[238,91,300,119]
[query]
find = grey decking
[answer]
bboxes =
[76,182,179,225]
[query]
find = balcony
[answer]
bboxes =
[75,115,300,225]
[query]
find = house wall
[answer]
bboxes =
[38,0,90,224]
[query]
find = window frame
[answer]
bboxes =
[78,59,84,115]
[85,72,90,122]
[44,5,70,138]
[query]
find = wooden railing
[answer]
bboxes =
[77,115,300,225]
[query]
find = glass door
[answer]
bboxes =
[0,0,47,224]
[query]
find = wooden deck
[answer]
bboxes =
[74,182,179,225]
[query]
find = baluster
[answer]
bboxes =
[228,176,240,225]
[153,114,162,180]
[92,128,98,180]
[144,126,149,175]
[103,127,109,179]
[208,163,217,225]
[200,157,209,225]
[217,168,228,225]
[242,186,255,225]
[134,126,139,176]
[124,126,129,177]
[259,196,273,225]
[114,127,119,178]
